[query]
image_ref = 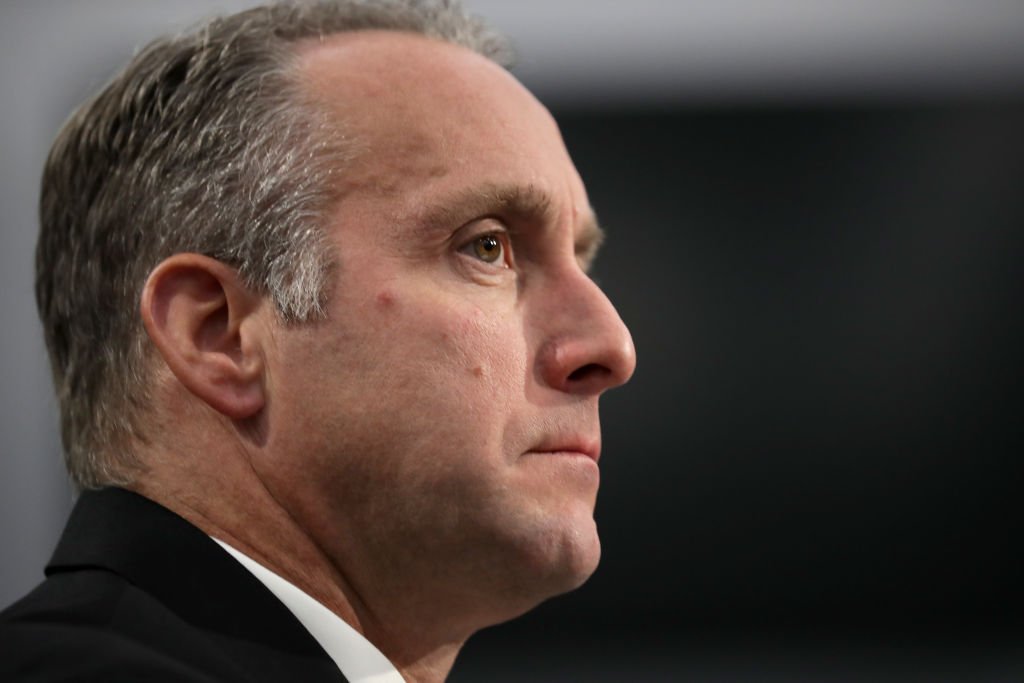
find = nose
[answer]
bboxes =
[535,268,637,396]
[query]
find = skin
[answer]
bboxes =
[137,31,635,682]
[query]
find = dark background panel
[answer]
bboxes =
[451,99,1024,680]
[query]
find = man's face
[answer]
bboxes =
[260,32,635,627]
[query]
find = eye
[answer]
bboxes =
[461,232,509,267]
[473,234,502,263]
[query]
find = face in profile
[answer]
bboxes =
[258,31,636,628]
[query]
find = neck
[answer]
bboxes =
[129,440,475,682]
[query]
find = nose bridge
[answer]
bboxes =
[535,263,636,394]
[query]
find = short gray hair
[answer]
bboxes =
[36,0,512,491]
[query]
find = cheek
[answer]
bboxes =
[341,289,529,431]
[388,299,529,460]
[445,304,526,384]
[345,299,527,500]
[375,286,525,386]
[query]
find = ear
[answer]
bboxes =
[140,253,267,420]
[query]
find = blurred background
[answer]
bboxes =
[2,1,1022,680]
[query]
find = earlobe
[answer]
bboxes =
[141,254,267,420]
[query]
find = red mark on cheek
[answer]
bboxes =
[472,366,484,378]
[375,290,397,310]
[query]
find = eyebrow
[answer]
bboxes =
[417,182,606,271]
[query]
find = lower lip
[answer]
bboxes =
[522,451,600,487]
[528,450,597,463]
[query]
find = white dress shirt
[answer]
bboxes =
[211,538,406,683]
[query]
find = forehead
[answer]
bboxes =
[294,30,591,226]
[296,30,535,128]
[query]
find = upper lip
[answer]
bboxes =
[529,435,601,463]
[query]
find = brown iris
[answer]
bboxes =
[473,234,502,263]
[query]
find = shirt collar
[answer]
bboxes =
[211,538,406,683]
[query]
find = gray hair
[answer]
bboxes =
[36,0,513,491]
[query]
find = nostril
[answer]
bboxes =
[567,363,610,383]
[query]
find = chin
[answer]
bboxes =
[512,514,602,601]
[560,524,602,591]
[456,514,602,630]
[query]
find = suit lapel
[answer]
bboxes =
[48,487,347,682]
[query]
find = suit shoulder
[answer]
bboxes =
[0,569,248,682]
[0,621,227,682]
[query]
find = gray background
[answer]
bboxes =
[3,1,1024,680]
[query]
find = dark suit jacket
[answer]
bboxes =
[0,487,348,682]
